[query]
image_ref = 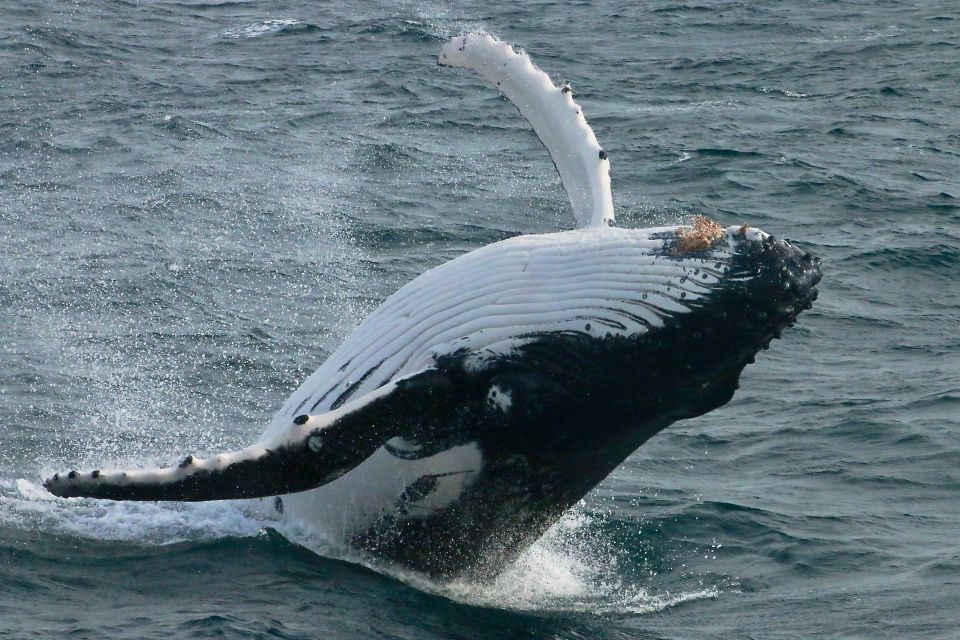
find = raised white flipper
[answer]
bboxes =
[439,33,614,229]
[44,370,456,501]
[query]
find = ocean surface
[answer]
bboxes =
[1,1,958,638]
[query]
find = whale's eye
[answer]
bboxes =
[307,435,323,453]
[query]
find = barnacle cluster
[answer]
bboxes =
[675,216,724,254]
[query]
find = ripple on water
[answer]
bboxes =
[218,19,318,40]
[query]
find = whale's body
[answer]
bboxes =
[45,34,821,580]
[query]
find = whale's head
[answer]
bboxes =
[661,220,820,408]
[677,218,822,347]
[445,217,822,444]
[619,218,822,415]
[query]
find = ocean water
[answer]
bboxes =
[1,0,958,638]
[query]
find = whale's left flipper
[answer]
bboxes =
[44,369,456,501]
[439,33,614,229]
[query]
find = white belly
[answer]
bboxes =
[278,442,483,543]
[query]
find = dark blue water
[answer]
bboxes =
[2,1,958,638]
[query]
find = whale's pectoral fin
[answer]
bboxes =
[439,33,614,229]
[43,369,457,502]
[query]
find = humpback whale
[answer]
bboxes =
[44,34,821,580]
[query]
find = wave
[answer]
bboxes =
[690,148,764,158]
[843,244,960,276]
[157,115,227,140]
[218,19,318,41]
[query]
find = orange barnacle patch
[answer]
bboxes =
[675,216,724,254]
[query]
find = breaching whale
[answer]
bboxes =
[44,34,821,580]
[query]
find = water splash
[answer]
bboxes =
[3,479,267,544]
[277,504,725,615]
[431,509,721,615]
[4,478,722,616]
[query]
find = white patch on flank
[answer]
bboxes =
[384,437,423,456]
[730,224,769,244]
[486,384,512,413]
[277,443,483,540]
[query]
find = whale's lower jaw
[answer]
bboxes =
[342,236,821,580]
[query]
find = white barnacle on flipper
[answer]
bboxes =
[438,33,614,229]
